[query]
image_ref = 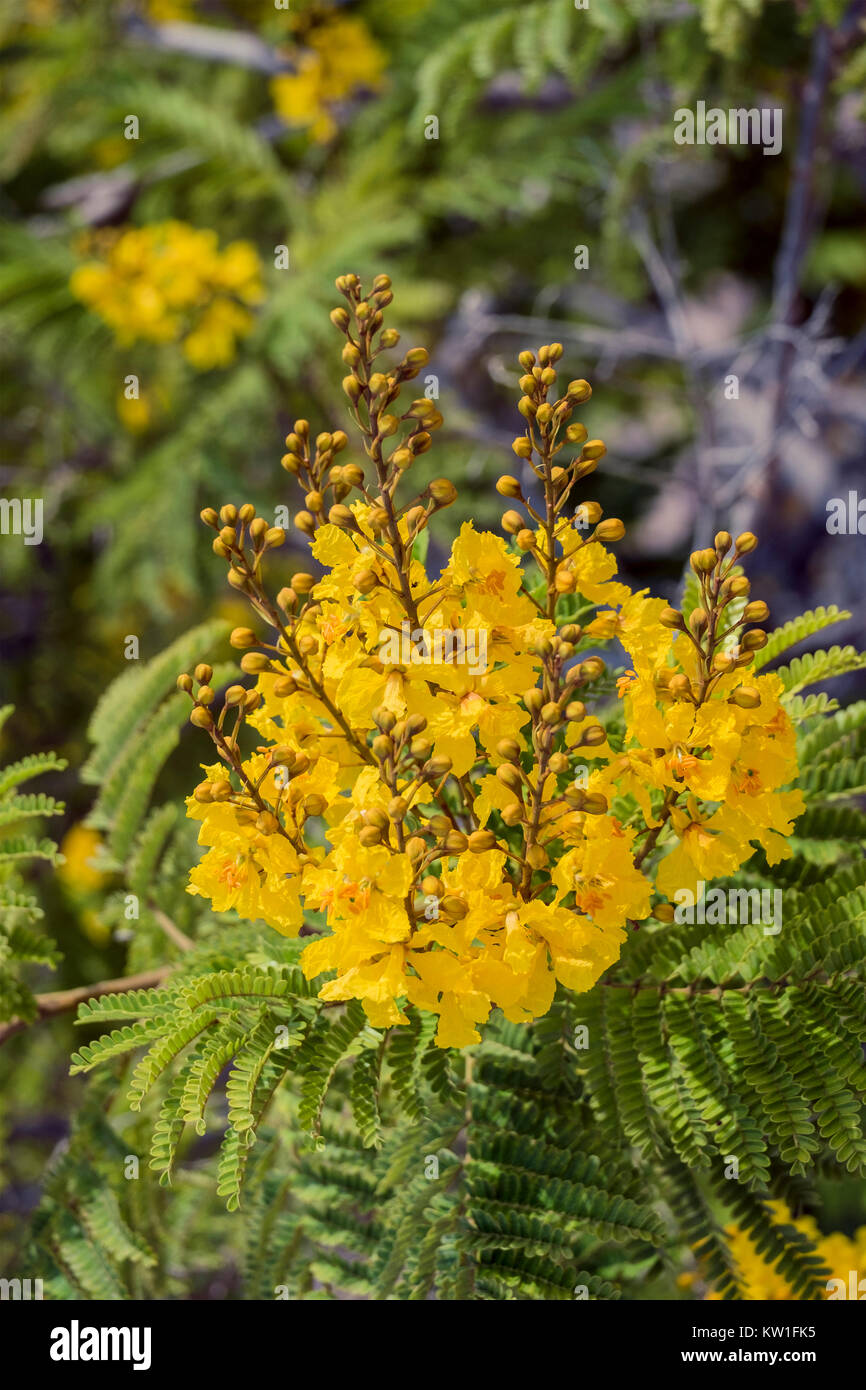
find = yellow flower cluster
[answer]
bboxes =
[70,222,263,369]
[685,1202,866,1300]
[271,11,386,142]
[179,272,803,1048]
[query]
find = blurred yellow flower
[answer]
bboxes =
[58,824,107,893]
[272,14,386,142]
[695,1202,866,1300]
[116,388,152,433]
[70,221,264,369]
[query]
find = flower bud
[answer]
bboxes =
[176,674,193,693]
[200,508,219,528]
[512,436,533,459]
[690,548,717,574]
[525,844,547,871]
[445,830,468,854]
[496,475,523,499]
[730,686,761,708]
[595,518,625,542]
[428,479,457,506]
[580,439,606,461]
[743,600,769,623]
[740,629,767,651]
[496,765,523,791]
[659,607,685,630]
[567,380,592,402]
[440,895,469,920]
[714,530,732,553]
[240,653,270,674]
[190,707,213,729]
[496,738,522,763]
[468,829,497,853]
[735,532,758,554]
[579,725,607,747]
[423,755,453,779]
[294,511,316,536]
[501,510,524,534]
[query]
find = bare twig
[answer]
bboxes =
[0,966,172,1047]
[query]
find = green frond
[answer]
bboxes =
[779,644,866,696]
[82,619,232,787]
[753,605,852,670]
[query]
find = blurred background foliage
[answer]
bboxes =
[1,0,865,1294]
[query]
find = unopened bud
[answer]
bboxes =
[743,600,769,623]
[730,686,761,709]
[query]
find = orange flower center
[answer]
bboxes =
[218,857,248,892]
[479,569,506,597]
[735,767,763,795]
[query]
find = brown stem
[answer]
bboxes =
[0,966,172,1047]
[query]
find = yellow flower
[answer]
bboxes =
[70,221,263,368]
[271,14,386,143]
[696,1202,866,1300]
[58,824,108,893]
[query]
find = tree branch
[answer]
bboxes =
[0,966,172,1047]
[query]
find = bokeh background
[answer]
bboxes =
[1,0,865,1294]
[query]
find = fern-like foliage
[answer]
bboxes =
[0,706,65,1022]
